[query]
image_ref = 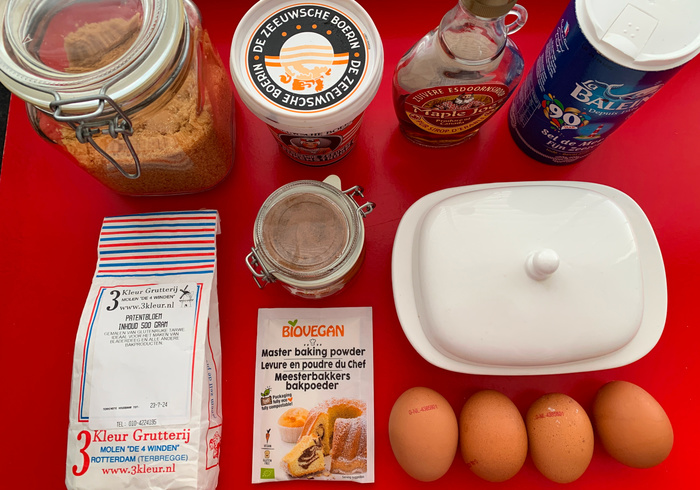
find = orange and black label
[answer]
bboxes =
[246,5,367,112]
[404,84,509,134]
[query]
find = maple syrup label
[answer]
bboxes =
[245,5,368,113]
[404,84,509,134]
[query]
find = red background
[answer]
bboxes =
[1,0,698,488]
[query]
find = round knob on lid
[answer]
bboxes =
[526,248,560,280]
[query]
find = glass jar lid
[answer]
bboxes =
[0,0,184,115]
[248,175,374,289]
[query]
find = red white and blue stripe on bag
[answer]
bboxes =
[96,210,219,277]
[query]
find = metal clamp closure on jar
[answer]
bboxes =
[50,92,141,178]
[246,176,375,298]
[46,15,190,179]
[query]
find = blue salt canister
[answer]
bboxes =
[508,0,700,165]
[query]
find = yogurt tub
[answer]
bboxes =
[230,0,383,166]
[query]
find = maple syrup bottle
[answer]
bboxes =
[393,0,527,147]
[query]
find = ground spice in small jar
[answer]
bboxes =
[246,176,375,299]
[0,0,234,196]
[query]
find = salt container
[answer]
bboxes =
[508,0,700,165]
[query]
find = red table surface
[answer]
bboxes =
[1,0,698,488]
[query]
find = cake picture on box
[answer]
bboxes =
[281,398,368,477]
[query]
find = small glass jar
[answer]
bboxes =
[0,0,234,195]
[246,176,375,299]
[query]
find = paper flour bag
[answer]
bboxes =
[66,210,223,489]
[252,307,374,483]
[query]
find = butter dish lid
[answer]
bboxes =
[391,181,667,375]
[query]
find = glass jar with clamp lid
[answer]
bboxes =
[0,0,234,195]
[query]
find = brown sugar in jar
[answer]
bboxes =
[59,28,233,195]
[1,0,234,196]
[247,176,375,299]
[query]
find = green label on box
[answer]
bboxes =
[260,468,275,479]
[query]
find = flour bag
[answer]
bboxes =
[66,210,223,489]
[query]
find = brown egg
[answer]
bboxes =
[459,390,527,482]
[389,387,458,481]
[526,393,594,483]
[593,380,673,468]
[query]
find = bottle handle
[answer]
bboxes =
[505,4,528,35]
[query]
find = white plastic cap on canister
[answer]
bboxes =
[392,182,667,375]
[230,0,383,133]
[577,0,700,71]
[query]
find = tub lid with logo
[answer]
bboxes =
[391,181,667,375]
[577,0,700,71]
[230,0,383,132]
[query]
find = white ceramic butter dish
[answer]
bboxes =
[392,181,667,375]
